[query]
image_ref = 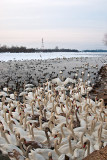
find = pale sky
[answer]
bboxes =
[0,0,107,50]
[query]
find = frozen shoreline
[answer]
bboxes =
[0,52,107,62]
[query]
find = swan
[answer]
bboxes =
[54,135,76,159]
[52,78,63,86]
[0,144,23,157]
[60,123,70,138]
[31,125,52,146]
[3,129,18,146]
[73,146,85,160]
[58,154,71,160]
[83,139,94,158]
[93,125,103,150]
[52,77,76,86]
[26,145,45,160]
[0,91,8,97]
[29,148,58,160]
[19,137,43,154]
[0,126,9,144]
[53,132,73,148]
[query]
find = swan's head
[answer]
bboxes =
[61,123,67,128]
[0,125,4,131]
[5,108,9,113]
[83,140,90,148]
[5,130,10,135]
[15,132,20,139]
[0,121,3,125]
[20,138,26,144]
[83,141,87,148]
[54,134,57,138]
[68,134,74,141]
[45,127,52,133]
[11,120,16,124]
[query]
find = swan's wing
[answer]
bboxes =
[64,78,76,85]
[25,84,34,88]
[55,86,67,91]
[52,78,62,86]
[19,92,27,96]
[0,91,8,96]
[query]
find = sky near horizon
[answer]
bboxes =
[0,0,107,50]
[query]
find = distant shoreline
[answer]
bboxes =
[0,46,107,53]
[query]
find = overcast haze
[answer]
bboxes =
[0,0,107,50]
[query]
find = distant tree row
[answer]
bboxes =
[83,49,107,52]
[0,45,35,53]
[0,45,79,53]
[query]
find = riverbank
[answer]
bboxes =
[90,64,107,105]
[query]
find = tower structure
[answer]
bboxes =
[41,38,44,50]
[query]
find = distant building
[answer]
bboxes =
[55,46,59,50]
[41,38,44,49]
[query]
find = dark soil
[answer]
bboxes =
[90,64,107,105]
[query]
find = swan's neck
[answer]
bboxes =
[31,104,34,116]
[75,111,80,124]
[8,121,14,133]
[4,111,7,123]
[87,141,90,156]
[18,104,21,113]
[31,126,35,140]
[44,110,47,120]
[39,116,42,130]
[79,106,82,113]
[49,95,52,103]
[20,113,24,125]
[1,102,4,110]
[54,141,61,156]
[60,124,65,138]
[8,113,11,122]
[39,105,43,116]
[58,133,62,145]
[19,139,26,156]
[61,104,65,113]
[68,136,73,155]
[90,120,95,134]
[66,114,69,126]
[23,95,26,103]
[25,145,32,158]
[23,117,27,131]
[99,112,104,122]
[45,130,51,148]
[27,122,31,134]
[3,131,10,144]
[54,104,58,115]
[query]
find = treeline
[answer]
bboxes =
[35,49,79,52]
[0,46,35,53]
[0,45,79,53]
[83,49,107,52]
